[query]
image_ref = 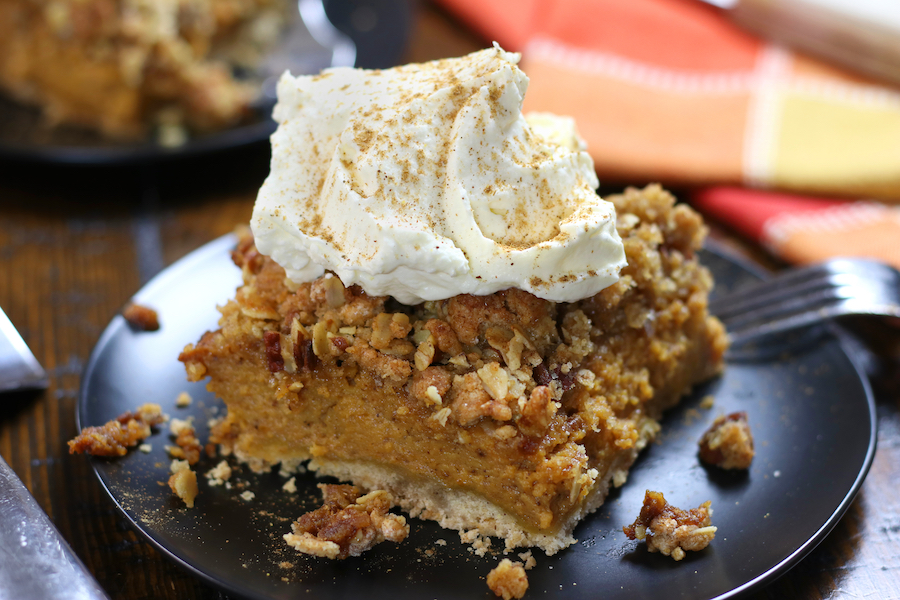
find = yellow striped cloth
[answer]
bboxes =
[439,0,900,201]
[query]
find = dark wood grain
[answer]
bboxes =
[1,2,899,599]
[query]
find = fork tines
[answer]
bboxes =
[709,258,900,346]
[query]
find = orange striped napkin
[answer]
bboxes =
[692,187,900,269]
[438,0,900,268]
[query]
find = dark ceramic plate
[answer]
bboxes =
[0,0,411,164]
[78,234,876,600]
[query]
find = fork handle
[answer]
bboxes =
[728,0,900,86]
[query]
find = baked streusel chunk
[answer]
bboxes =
[283,484,409,559]
[68,403,165,457]
[623,490,717,561]
[487,558,529,600]
[699,412,754,469]
[180,185,728,555]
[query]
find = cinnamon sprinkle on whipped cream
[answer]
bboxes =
[252,44,625,304]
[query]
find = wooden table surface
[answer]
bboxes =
[1,2,899,599]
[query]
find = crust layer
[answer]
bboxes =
[303,425,653,555]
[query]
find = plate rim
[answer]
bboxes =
[699,247,877,599]
[0,119,277,165]
[77,234,879,600]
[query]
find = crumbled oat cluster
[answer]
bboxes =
[68,403,166,457]
[167,417,203,465]
[122,303,160,331]
[487,558,529,600]
[168,460,199,508]
[284,484,409,559]
[206,460,233,487]
[623,490,717,561]
[699,412,755,470]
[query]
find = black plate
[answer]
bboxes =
[78,235,876,600]
[0,0,412,165]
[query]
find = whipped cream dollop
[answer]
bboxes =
[251,44,625,304]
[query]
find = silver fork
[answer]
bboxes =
[709,258,900,347]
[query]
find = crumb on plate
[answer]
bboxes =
[167,417,202,465]
[122,303,160,331]
[698,412,754,469]
[68,403,166,457]
[168,461,198,508]
[283,484,408,559]
[623,490,716,561]
[487,558,528,599]
[206,460,233,486]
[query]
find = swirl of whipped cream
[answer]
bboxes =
[251,44,625,304]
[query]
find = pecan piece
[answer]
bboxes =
[295,339,317,371]
[264,331,284,373]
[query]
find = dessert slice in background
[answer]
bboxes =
[0,0,286,139]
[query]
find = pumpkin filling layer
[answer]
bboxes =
[180,185,727,554]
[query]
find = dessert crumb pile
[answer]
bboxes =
[623,490,717,561]
[284,484,409,559]
[517,550,537,570]
[68,403,165,457]
[206,460,234,487]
